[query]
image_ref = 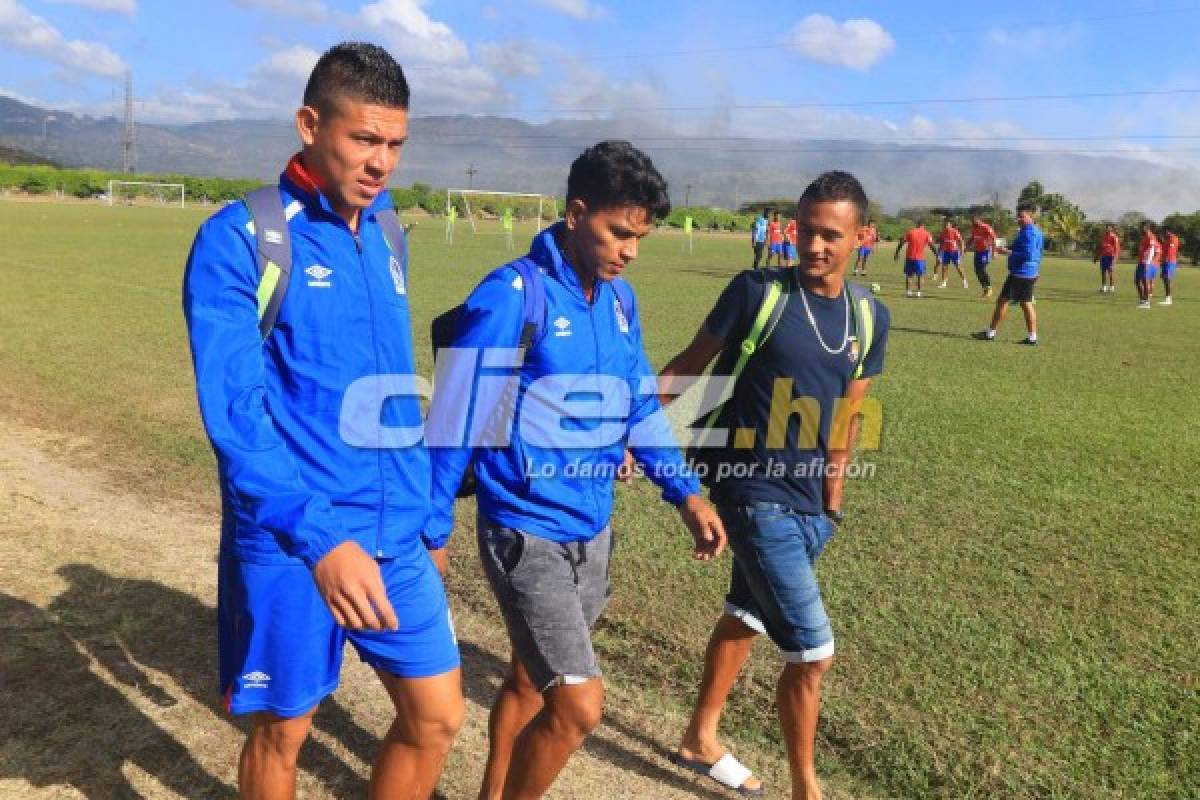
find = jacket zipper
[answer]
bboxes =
[352,224,388,558]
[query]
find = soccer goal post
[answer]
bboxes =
[445,188,558,236]
[108,180,186,208]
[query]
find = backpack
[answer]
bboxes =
[688,272,876,481]
[244,185,409,338]
[429,261,636,497]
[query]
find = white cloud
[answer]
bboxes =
[549,58,663,116]
[361,0,469,64]
[985,23,1084,51]
[232,0,328,23]
[478,40,540,78]
[0,0,126,77]
[40,0,135,14]
[252,44,320,82]
[785,14,894,71]
[534,0,605,22]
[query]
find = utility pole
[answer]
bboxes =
[42,115,56,140]
[466,163,478,188]
[122,70,136,173]
[684,183,693,208]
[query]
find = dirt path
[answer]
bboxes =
[0,416,799,799]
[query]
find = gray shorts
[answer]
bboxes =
[477,516,613,692]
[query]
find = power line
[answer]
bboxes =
[468,87,1200,117]
[404,4,1200,70]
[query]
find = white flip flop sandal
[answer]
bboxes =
[671,751,764,797]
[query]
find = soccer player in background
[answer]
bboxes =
[970,215,997,297]
[936,218,968,289]
[1160,224,1180,305]
[1094,222,1120,294]
[784,215,799,267]
[767,211,784,267]
[972,202,1043,344]
[853,219,878,275]
[1135,220,1161,309]
[751,208,769,268]
[893,220,939,297]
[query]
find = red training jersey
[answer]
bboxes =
[903,227,933,260]
[1098,231,1120,258]
[784,219,798,245]
[1164,232,1180,263]
[861,226,878,247]
[1138,231,1161,265]
[768,221,782,244]
[939,227,963,253]
[970,222,996,251]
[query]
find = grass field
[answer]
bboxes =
[0,199,1196,799]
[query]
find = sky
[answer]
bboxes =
[3,0,1200,166]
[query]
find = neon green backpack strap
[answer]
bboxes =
[846,281,877,380]
[699,277,788,433]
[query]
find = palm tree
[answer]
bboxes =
[1043,205,1086,254]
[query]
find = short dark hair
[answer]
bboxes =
[1163,224,1174,234]
[565,140,670,220]
[1016,202,1036,214]
[797,171,868,224]
[303,42,410,116]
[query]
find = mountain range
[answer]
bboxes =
[2,94,1197,219]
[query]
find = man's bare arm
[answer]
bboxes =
[657,327,724,406]
[823,376,872,514]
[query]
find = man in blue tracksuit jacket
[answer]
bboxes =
[182,43,461,799]
[973,201,1044,345]
[426,141,726,799]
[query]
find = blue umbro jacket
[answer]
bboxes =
[182,165,430,567]
[425,224,699,547]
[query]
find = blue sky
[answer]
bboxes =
[3,0,1200,164]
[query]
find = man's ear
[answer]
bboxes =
[564,198,588,232]
[295,105,319,148]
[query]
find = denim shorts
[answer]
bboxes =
[719,502,836,662]
[477,516,612,691]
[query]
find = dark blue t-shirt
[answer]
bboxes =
[698,268,890,513]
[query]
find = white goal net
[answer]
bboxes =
[108,180,186,208]
[444,188,558,247]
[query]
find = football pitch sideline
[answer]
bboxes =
[0,199,1195,799]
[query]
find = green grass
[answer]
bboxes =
[0,199,1196,798]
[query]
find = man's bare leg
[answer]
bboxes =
[989,298,1009,331]
[479,656,545,800]
[239,708,317,800]
[678,613,763,791]
[371,668,465,800]
[777,658,833,800]
[1019,301,1037,338]
[500,677,604,799]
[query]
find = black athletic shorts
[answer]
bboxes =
[999,275,1037,304]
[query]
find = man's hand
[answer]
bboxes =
[617,449,637,483]
[677,494,726,561]
[428,546,449,577]
[312,541,398,631]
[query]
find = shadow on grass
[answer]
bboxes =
[41,564,380,799]
[0,591,236,797]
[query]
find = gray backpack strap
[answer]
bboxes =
[845,281,878,379]
[244,186,291,339]
[375,208,409,290]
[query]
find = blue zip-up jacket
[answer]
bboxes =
[182,167,430,567]
[1007,223,1044,278]
[425,224,699,547]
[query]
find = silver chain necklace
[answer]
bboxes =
[798,285,851,355]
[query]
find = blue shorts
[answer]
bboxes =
[974,250,992,268]
[720,503,836,662]
[218,551,459,718]
[784,243,798,260]
[1136,262,1158,281]
[1100,255,1114,270]
[858,246,873,258]
[1163,261,1177,278]
[769,243,783,255]
[941,251,960,265]
[904,259,926,276]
